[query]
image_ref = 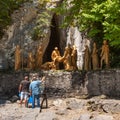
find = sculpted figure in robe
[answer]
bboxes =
[100,40,110,69]
[71,45,78,70]
[91,42,99,70]
[27,52,35,70]
[36,45,43,69]
[15,45,21,71]
[63,44,72,70]
[83,45,91,71]
[51,47,61,70]
[51,47,60,61]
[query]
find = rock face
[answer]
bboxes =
[0,2,40,69]
[0,0,89,70]
[0,1,53,69]
[0,0,69,70]
[0,50,8,70]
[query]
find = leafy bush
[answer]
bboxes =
[53,0,120,48]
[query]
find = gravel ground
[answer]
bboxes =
[0,97,120,120]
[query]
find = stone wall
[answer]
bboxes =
[43,69,120,98]
[43,71,87,97]
[0,72,24,99]
[0,69,120,99]
[87,69,120,97]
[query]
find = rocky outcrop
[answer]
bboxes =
[0,1,53,69]
[0,0,89,71]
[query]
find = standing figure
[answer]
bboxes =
[15,45,21,71]
[91,42,99,70]
[19,76,30,107]
[83,45,91,71]
[36,45,43,69]
[63,45,72,70]
[27,52,35,70]
[51,47,61,70]
[71,45,78,70]
[29,75,45,108]
[100,40,110,69]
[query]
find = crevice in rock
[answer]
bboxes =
[43,13,61,63]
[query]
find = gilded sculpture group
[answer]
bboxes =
[85,40,110,71]
[15,40,110,71]
[50,44,78,70]
[15,45,43,71]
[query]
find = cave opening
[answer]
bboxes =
[43,14,61,63]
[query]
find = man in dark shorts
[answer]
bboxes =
[19,76,30,107]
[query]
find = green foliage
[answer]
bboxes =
[32,11,51,40]
[52,0,120,68]
[0,0,28,38]
[53,0,120,48]
[38,0,51,8]
[32,0,51,40]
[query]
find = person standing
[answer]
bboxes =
[19,76,30,107]
[29,75,45,108]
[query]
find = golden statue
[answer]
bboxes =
[71,45,78,70]
[100,40,110,69]
[63,45,72,70]
[36,45,43,69]
[91,42,99,70]
[51,47,60,60]
[51,47,61,70]
[84,45,91,71]
[27,52,35,70]
[15,45,21,71]
[41,61,56,70]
